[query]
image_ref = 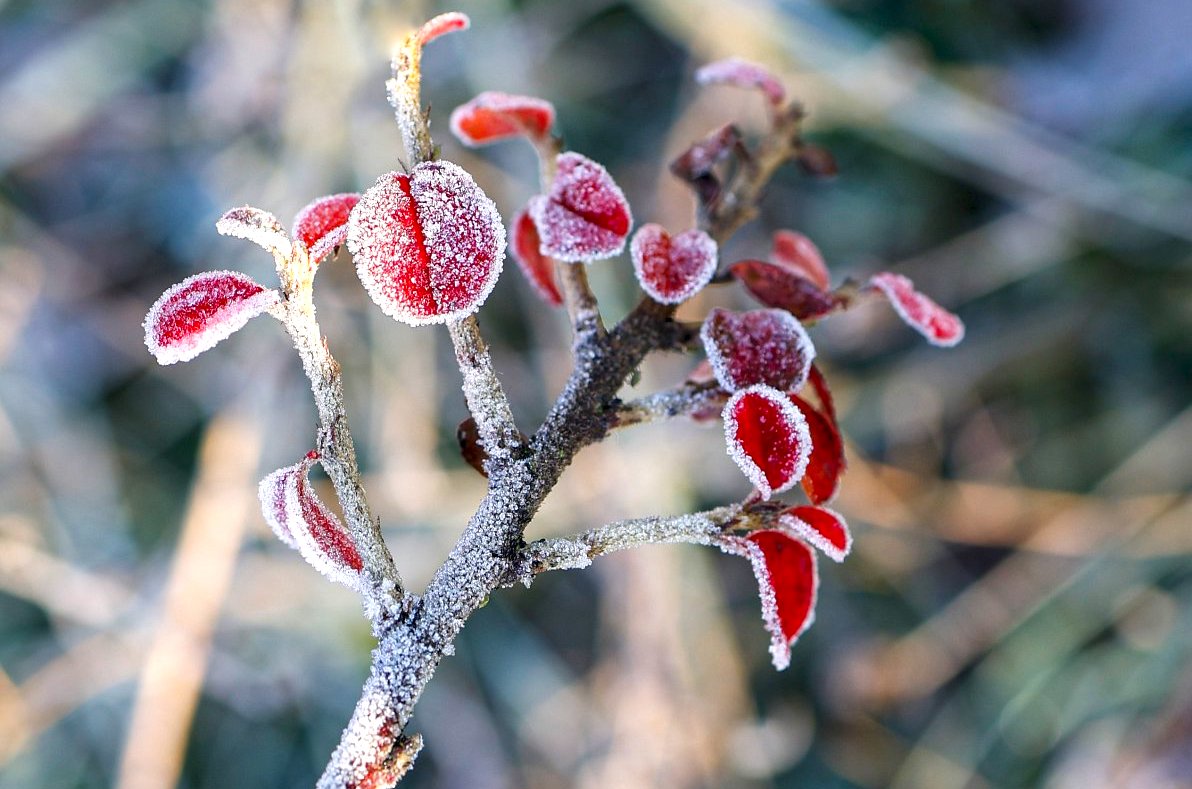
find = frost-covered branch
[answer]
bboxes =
[447,316,524,466]
[612,379,728,429]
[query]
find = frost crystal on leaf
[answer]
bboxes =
[789,393,845,504]
[449,91,556,147]
[143,270,280,365]
[631,224,718,304]
[730,259,841,320]
[701,307,816,393]
[257,453,364,591]
[779,505,851,563]
[695,57,786,107]
[348,161,506,326]
[529,151,632,262]
[510,206,562,306]
[868,271,965,347]
[293,193,360,263]
[417,11,469,45]
[723,385,812,500]
[718,530,817,670]
[215,206,292,260]
[771,230,830,291]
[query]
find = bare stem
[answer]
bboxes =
[612,379,728,430]
[447,316,524,468]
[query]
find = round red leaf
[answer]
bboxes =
[631,223,718,304]
[701,307,816,393]
[723,385,812,499]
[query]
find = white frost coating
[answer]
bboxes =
[215,206,292,259]
[143,270,281,365]
[530,152,632,263]
[258,465,300,549]
[778,507,851,563]
[630,224,719,304]
[694,57,786,107]
[700,308,816,394]
[722,385,812,500]
[716,534,818,671]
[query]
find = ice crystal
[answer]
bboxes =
[216,205,292,260]
[779,505,851,563]
[770,230,830,291]
[789,394,844,504]
[293,193,360,263]
[868,271,965,347]
[144,270,279,365]
[529,151,632,262]
[449,91,556,147]
[510,206,562,306]
[723,385,812,500]
[730,258,840,321]
[695,57,786,107]
[701,308,816,393]
[348,161,506,326]
[630,223,718,304]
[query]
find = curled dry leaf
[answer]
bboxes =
[529,151,632,262]
[293,193,360,263]
[719,529,818,670]
[771,230,830,291]
[450,91,556,147]
[868,271,965,347]
[631,224,718,304]
[701,307,816,393]
[216,205,292,260]
[257,452,364,590]
[723,385,812,500]
[695,57,786,107]
[144,270,280,365]
[348,160,506,326]
[416,11,469,45]
[669,123,742,181]
[511,206,562,306]
[779,505,851,563]
[789,394,844,504]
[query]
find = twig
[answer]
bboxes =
[612,379,728,429]
[447,316,524,469]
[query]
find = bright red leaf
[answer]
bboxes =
[144,270,280,365]
[789,394,845,504]
[450,91,555,147]
[695,57,786,107]
[631,223,718,304]
[510,206,562,306]
[529,152,632,262]
[348,160,506,326]
[779,505,851,563]
[293,193,360,263]
[730,259,841,321]
[701,307,816,393]
[723,385,811,499]
[771,230,830,291]
[868,271,965,347]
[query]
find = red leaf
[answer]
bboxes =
[807,363,837,423]
[631,223,718,304]
[868,271,965,347]
[348,161,506,326]
[723,385,811,499]
[450,91,556,147]
[293,193,360,263]
[789,395,844,504]
[695,57,786,107]
[796,145,838,178]
[780,505,851,563]
[730,259,841,320]
[771,230,830,291]
[144,270,280,365]
[701,307,816,393]
[529,152,632,262]
[719,529,817,670]
[258,453,364,590]
[510,206,562,306]
[669,123,742,180]
[216,205,292,259]
[416,11,469,45]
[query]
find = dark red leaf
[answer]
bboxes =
[669,123,742,181]
[723,385,811,499]
[771,230,830,291]
[701,307,816,393]
[789,394,845,504]
[780,505,851,563]
[144,270,279,365]
[529,152,632,262]
[730,259,841,320]
[631,223,718,304]
[796,145,838,178]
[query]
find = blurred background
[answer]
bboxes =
[2,0,1191,787]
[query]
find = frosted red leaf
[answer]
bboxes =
[779,505,851,563]
[771,230,830,291]
[348,160,506,326]
[695,57,786,107]
[529,152,632,262]
[631,224,718,304]
[719,529,817,670]
[701,307,816,393]
[807,363,837,423]
[450,91,556,147]
[257,453,364,590]
[216,206,292,259]
[789,394,845,505]
[144,270,280,365]
[417,11,469,45]
[511,206,562,306]
[730,259,841,320]
[293,193,360,263]
[723,385,811,500]
[868,271,965,347]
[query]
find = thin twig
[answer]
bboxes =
[447,315,524,468]
[612,379,728,430]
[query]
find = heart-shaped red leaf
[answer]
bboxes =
[719,529,817,670]
[868,271,965,347]
[529,152,632,262]
[144,270,279,365]
[216,206,292,260]
[730,259,841,320]
[450,91,556,147]
[695,57,786,107]
[510,206,562,306]
[348,160,506,326]
[723,385,811,499]
[631,223,718,304]
[293,193,360,263]
[780,505,851,563]
[771,230,830,291]
[258,452,364,590]
[701,307,816,393]
[789,394,845,504]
